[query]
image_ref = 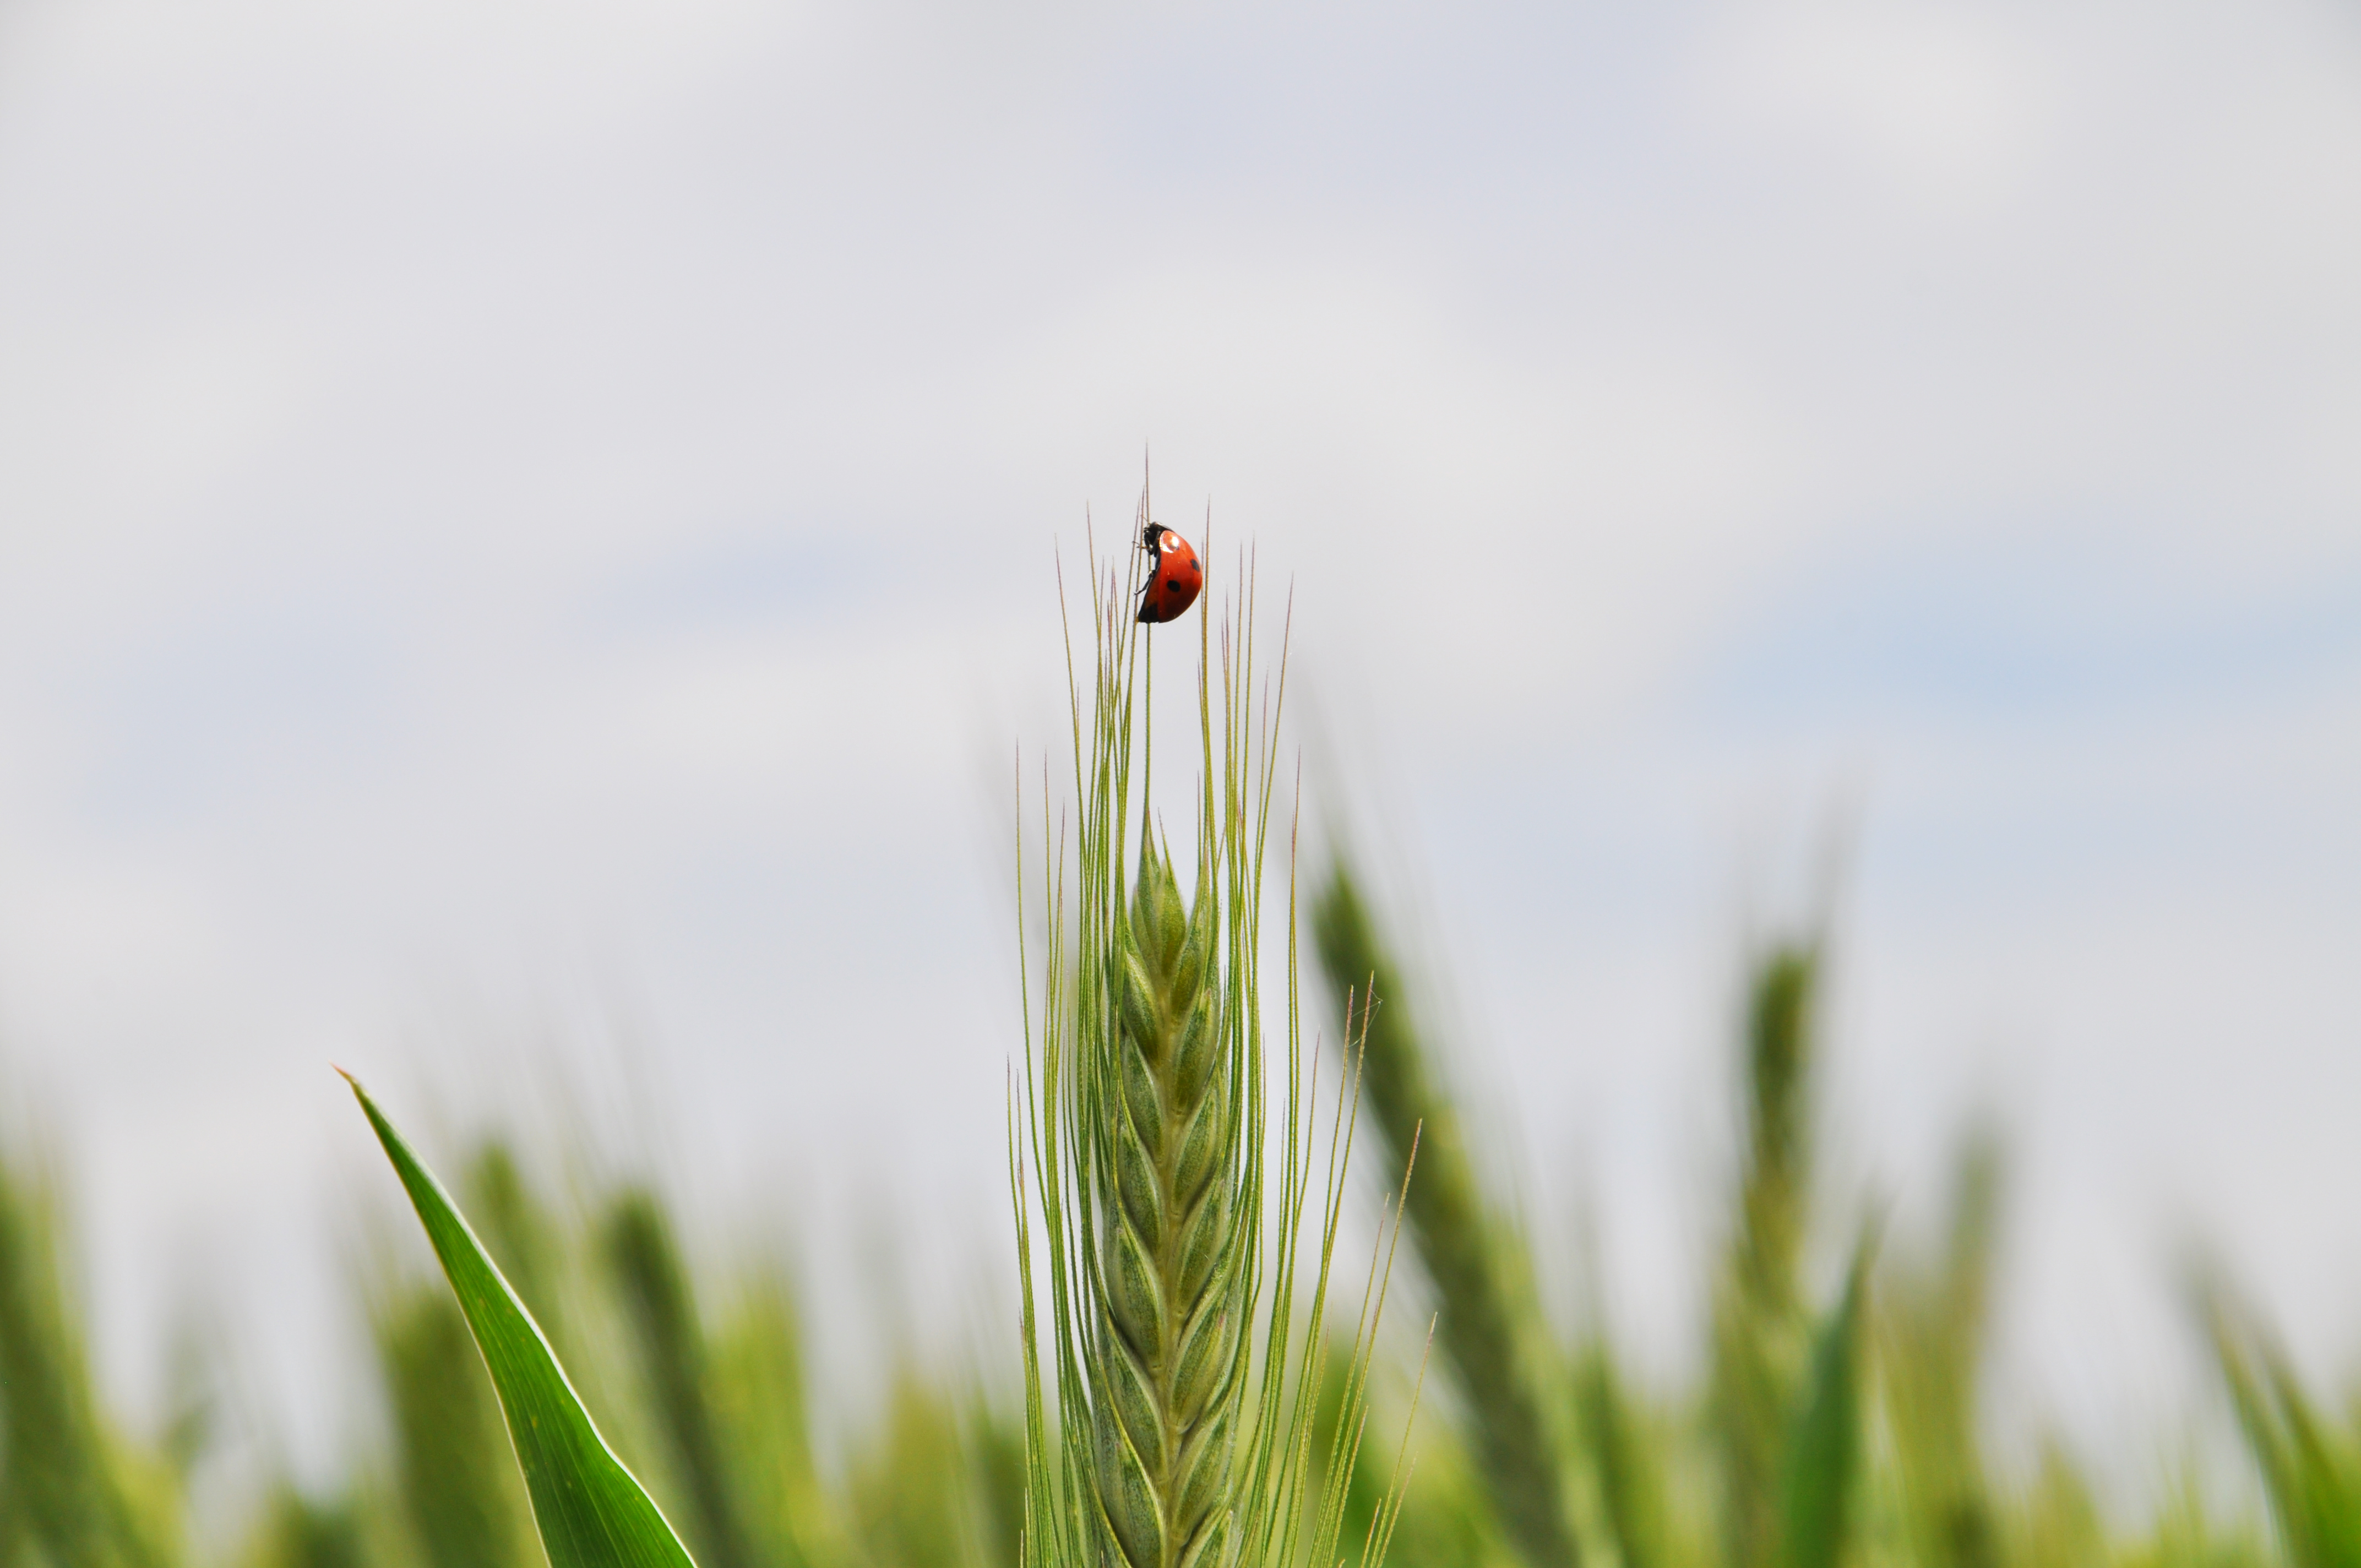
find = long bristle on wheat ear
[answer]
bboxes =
[1094,830,1246,1568]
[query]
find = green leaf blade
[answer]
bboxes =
[344,1072,699,1568]
[1777,1232,1874,1568]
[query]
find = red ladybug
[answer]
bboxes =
[1135,522,1204,624]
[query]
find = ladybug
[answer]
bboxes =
[1135,522,1204,624]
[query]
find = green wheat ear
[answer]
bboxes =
[1097,829,1243,1568]
[1013,486,1417,1568]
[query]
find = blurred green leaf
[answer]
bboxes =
[2011,1440,2106,1568]
[1879,1130,2002,1568]
[1573,1340,1665,1568]
[377,1281,534,1568]
[709,1270,835,1568]
[344,1072,699,1568]
[2200,1277,2361,1568]
[604,1187,759,1568]
[1775,1234,1872,1568]
[849,1374,997,1568]
[0,1139,176,1568]
[249,1489,368,1568]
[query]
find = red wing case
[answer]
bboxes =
[1136,529,1204,624]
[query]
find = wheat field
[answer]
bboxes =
[0,549,2349,1568]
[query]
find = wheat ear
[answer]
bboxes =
[1094,829,1245,1568]
[1015,489,1415,1568]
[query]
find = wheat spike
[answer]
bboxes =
[1015,490,1412,1568]
[1093,830,1245,1568]
[1710,943,1819,1568]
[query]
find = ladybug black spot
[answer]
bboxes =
[1166,577,1179,590]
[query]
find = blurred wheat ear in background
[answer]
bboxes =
[1310,852,1886,1568]
[2196,1273,2361,1568]
[1879,1128,2004,1568]
[1312,862,1580,1568]
[1709,943,1826,1568]
[0,1144,178,1568]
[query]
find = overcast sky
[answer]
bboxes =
[1,0,2358,1495]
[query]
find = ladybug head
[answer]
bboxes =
[1140,521,1170,554]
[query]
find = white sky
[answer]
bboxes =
[1,0,2358,1503]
